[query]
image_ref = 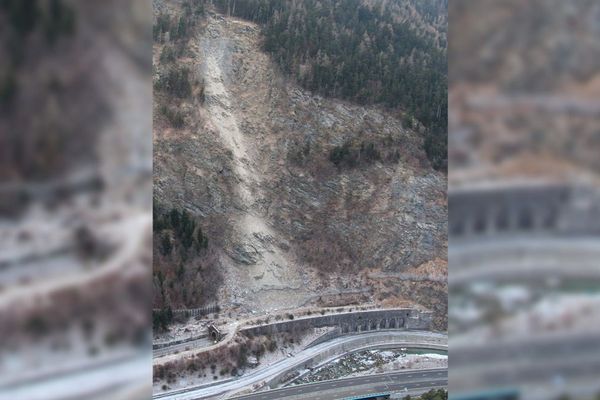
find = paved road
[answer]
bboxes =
[450,235,600,397]
[153,331,446,400]
[451,331,600,394]
[154,308,428,364]
[0,212,151,308]
[450,236,600,286]
[153,336,214,358]
[451,332,600,365]
[231,369,448,400]
[0,352,149,400]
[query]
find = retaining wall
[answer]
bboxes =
[241,309,432,337]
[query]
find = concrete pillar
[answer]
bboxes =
[473,209,487,235]
[486,209,496,235]
[508,205,519,231]
[544,207,557,230]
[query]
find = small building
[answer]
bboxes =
[208,324,222,343]
[247,355,259,368]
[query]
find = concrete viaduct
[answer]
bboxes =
[449,182,600,286]
[449,182,600,239]
[154,308,433,359]
[240,308,432,337]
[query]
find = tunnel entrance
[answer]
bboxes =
[208,324,222,343]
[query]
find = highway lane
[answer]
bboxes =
[231,369,448,400]
[451,331,600,365]
[451,333,600,391]
[450,236,600,395]
[451,348,600,398]
[449,236,600,286]
[0,352,149,400]
[153,331,446,400]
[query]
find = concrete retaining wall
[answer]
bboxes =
[241,309,432,337]
[449,184,600,240]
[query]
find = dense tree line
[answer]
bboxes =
[154,206,209,257]
[153,0,206,43]
[153,306,173,332]
[155,66,192,98]
[153,202,218,316]
[329,139,401,168]
[0,0,75,50]
[159,104,185,128]
[153,0,207,129]
[0,0,82,184]
[159,44,181,63]
[215,0,447,170]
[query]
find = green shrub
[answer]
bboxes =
[160,105,185,128]
[160,233,172,256]
[156,67,192,98]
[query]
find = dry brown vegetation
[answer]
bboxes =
[0,267,150,353]
[152,206,223,310]
[153,331,302,385]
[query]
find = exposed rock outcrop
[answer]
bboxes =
[153,10,447,327]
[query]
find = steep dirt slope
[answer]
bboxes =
[154,12,447,326]
[198,16,310,309]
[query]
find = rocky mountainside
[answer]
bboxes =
[153,1,447,329]
[450,0,600,92]
[449,0,600,181]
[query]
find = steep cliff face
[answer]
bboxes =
[154,7,447,327]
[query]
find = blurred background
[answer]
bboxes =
[3,1,600,399]
[449,1,600,400]
[0,1,152,399]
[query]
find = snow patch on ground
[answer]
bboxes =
[293,348,448,384]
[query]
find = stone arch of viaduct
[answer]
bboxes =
[448,184,600,239]
[339,315,405,334]
[240,309,432,338]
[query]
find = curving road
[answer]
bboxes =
[450,330,600,397]
[153,331,446,400]
[449,220,600,397]
[153,308,430,364]
[450,236,600,286]
[0,352,149,400]
[231,369,448,400]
